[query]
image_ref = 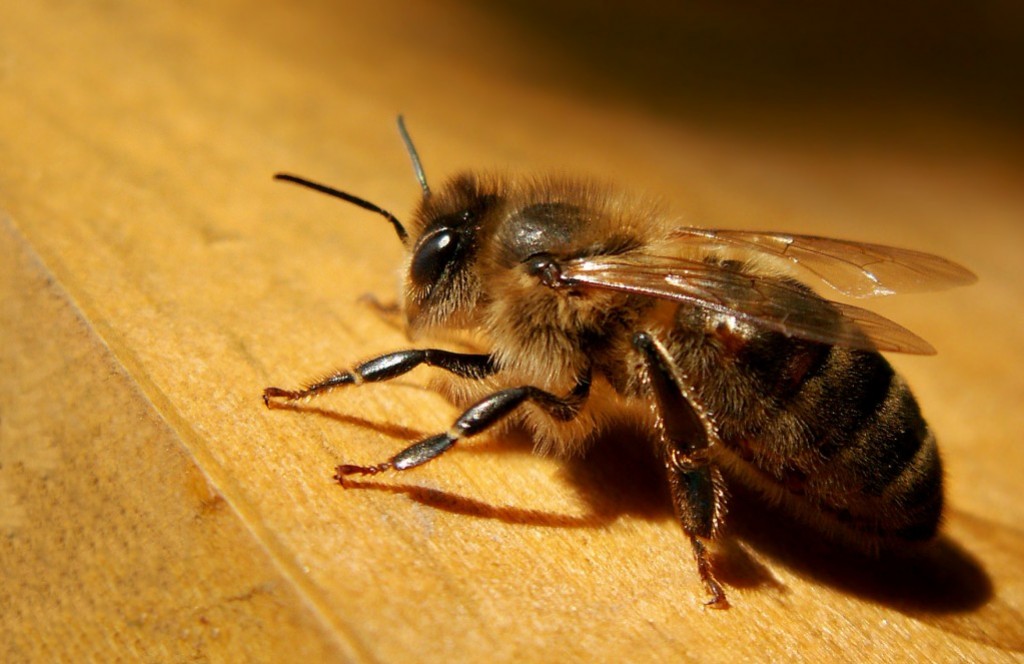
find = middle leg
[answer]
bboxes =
[336,369,592,479]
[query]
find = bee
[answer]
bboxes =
[263,117,976,608]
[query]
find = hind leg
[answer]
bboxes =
[634,332,729,609]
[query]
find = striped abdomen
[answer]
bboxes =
[672,302,943,547]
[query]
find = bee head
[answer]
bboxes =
[272,118,500,334]
[277,119,616,337]
[385,116,501,332]
[402,173,500,332]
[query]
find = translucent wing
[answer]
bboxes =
[668,228,977,297]
[561,255,937,354]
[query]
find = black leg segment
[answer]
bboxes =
[335,370,591,479]
[263,349,496,404]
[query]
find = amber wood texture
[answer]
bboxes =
[2,1,1023,661]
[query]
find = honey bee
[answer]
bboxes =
[263,117,976,608]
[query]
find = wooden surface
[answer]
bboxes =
[2,1,1024,661]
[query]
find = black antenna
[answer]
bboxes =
[273,173,409,246]
[397,115,430,196]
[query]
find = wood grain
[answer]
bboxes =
[2,1,1023,661]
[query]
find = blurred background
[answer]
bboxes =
[201,0,1024,257]
[485,0,1024,150]
[240,0,1024,160]
[207,0,1024,275]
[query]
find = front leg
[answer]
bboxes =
[633,332,729,609]
[263,349,496,405]
[336,370,591,478]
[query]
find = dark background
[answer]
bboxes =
[483,1,1023,157]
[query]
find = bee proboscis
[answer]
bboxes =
[264,117,976,608]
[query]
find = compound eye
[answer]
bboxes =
[410,228,458,288]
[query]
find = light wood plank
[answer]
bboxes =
[2,1,1023,661]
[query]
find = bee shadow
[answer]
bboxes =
[338,423,672,529]
[722,483,992,613]
[338,420,783,588]
[549,425,996,623]
[300,406,1000,636]
[722,484,1023,651]
[265,401,427,442]
[552,428,996,612]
